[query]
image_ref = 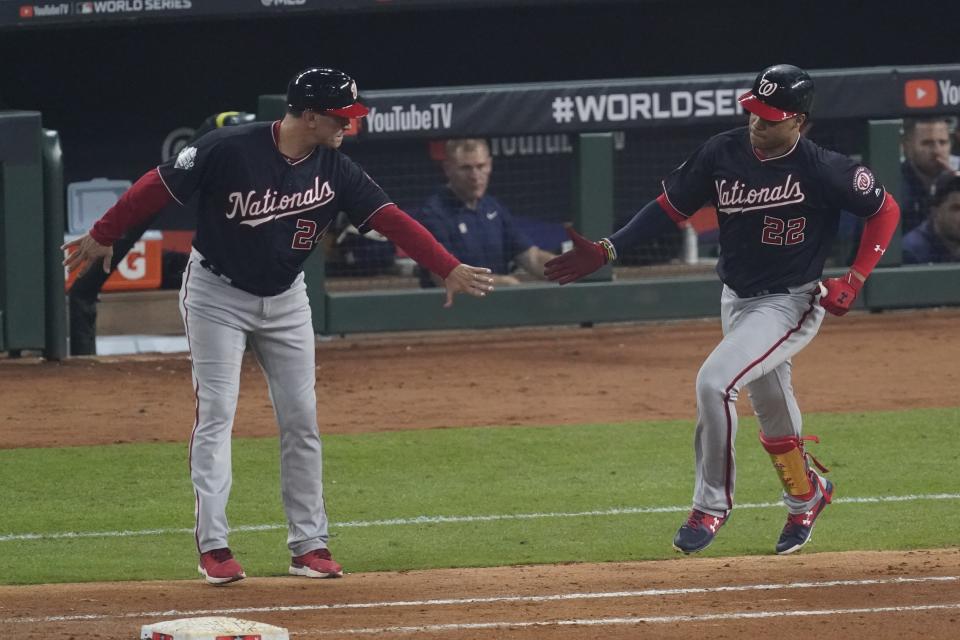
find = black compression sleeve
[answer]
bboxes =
[608,199,678,256]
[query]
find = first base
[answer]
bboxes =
[140,616,288,640]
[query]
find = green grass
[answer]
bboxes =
[0,407,957,584]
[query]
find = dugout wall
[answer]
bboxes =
[0,112,66,359]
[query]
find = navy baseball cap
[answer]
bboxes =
[932,171,960,206]
[287,67,369,118]
[739,64,815,122]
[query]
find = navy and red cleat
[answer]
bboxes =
[289,548,344,578]
[198,547,246,585]
[776,479,834,555]
[673,509,729,554]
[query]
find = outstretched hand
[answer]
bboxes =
[443,264,495,308]
[62,233,113,276]
[543,227,607,285]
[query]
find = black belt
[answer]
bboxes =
[733,286,792,298]
[199,259,289,297]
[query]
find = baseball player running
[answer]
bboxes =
[64,67,494,584]
[545,64,900,555]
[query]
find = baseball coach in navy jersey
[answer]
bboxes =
[63,67,495,585]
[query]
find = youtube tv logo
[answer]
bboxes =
[905,79,938,108]
[19,5,34,17]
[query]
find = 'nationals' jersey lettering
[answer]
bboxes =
[226,177,336,226]
[715,174,804,213]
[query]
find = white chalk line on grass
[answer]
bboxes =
[2,576,956,625]
[302,603,960,636]
[2,492,959,543]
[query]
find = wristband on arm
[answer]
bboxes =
[545,196,682,285]
[597,238,617,262]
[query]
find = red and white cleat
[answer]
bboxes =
[289,548,343,578]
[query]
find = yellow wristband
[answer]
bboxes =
[598,238,617,263]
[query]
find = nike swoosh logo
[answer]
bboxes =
[486,211,498,220]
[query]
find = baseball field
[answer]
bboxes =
[1,307,958,639]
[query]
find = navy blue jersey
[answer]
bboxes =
[662,127,886,295]
[415,188,532,282]
[158,122,391,295]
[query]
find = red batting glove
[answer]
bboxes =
[820,272,863,316]
[544,227,607,285]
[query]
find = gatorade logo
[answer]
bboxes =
[904,79,938,108]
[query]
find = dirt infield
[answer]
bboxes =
[2,550,958,639]
[3,308,958,449]
[1,308,958,638]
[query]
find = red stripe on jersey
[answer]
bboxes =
[181,261,203,554]
[656,192,688,225]
[367,204,460,279]
[89,168,172,245]
[720,291,819,509]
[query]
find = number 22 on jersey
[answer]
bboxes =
[761,216,806,246]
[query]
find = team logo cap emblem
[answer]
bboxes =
[758,79,778,97]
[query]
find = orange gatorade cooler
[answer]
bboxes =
[64,230,163,291]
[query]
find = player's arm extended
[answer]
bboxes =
[821,193,901,316]
[544,195,678,284]
[368,204,494,307]
[62,169,172,275]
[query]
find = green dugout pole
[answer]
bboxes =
[575,132,615,282]
[866,119,903,268]
[42,130,67,360]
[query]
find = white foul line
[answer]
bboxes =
[1,493,958,543]
[307,603,960,635]
[1,576,956,625]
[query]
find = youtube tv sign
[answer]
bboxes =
[905,78,960,109]
[904,79,937,108]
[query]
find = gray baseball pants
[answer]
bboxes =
[179,249,329,557]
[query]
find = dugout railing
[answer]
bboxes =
[256,64,960,336]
